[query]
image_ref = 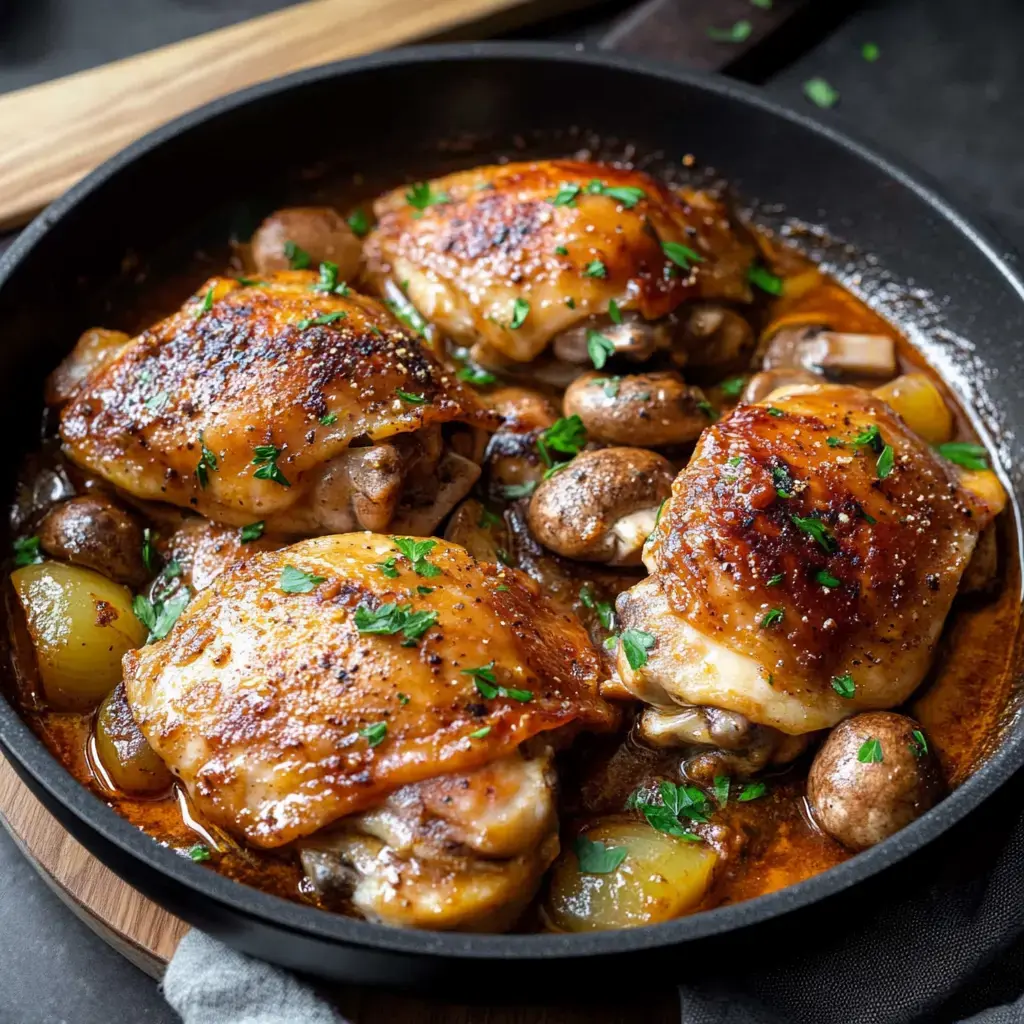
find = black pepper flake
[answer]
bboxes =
[925,574,940,592]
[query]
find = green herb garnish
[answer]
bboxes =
[804,77,839,109]
[283,241,310,269]
[548,183,581,207]
[738,781,766,802]
[936,442,989,471]
[279,565,326,594]
[196,431,218,489]
[353,602,438,642]
[461,661,533,702]
[719,376,747,398]
[584,259,607,279]
[392,536,441,578]
[910,729,928,758]
[13,535,42,567]
[240,521,264,543]
[360,722,388,747]
[509,298,530,329]
[707,19,752,43]
[297,310,347,330]
[406,182,449,215]
[761,608,784,628]
[621,628,655,670]
[395,388,428,405]
[857,737,883,764]
[662,240,705,270]
[587,329,616,369]
[188,844,211,863]
[748,264,784,295]
[831,673,856,699]
[790,514,837,553]
[347,209,370,237]
[574,836,628,874]
[252,444,290,487]
[816,569,841,588]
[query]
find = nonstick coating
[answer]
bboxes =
[1,43,1023,988]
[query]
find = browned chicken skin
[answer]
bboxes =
[614,384,999,735]
[58,273,498,534]
[364,160,755,365]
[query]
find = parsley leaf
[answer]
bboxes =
[857,737,883,763]
[133,589,190,643]
[376,557,400,578]
[252,444,290,487]
[458,365,497,386]
[392,536,441,577]
[461,661,533,702]
[937,442,989,471]
[188,844,211,863]
[13,535,43,567]
[548,184,581,207]
[719,376,747,398]
[395,388,428,405]
[713,776,730,806]
[584,259,607,279]
[876,444,895,479]
[194,286,215,318]
[697,400,719,421]
[607,299,623,324]
[509,298,530,329]
[804,77,839,109]
[862,42,880,62]
[738,781,767,802]
[621,628,655,670]
[707,19,752,42]
[469,725,492,739]
[790,514,837,553]
[579,583,614,630]
[662,240,705,270]
[748,264,784,295]
[360,722,388,747]
[283,240,311,269]
[539,415,587,463]
[816,569,841,588]
[584,179,647,209]
[353,602,438,642]
[406,182,449,215]
[297,310,347,330]
[761,608,784,628]
[145,391,170,413]
[574,836,628,874]
[587,329,616,369]
[240,521,265,543]
[910,729,928,758]
[767,573,784,587]
[346,208,370,237]
[772,464,795,498]
[196,431,218,489]
[320,412,338,426]
[141,528,156,573]
[279,565,326,594]
[831,673,856,699]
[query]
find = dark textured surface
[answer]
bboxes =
[2,1,1024,1021]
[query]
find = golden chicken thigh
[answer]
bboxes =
[613,384,999,736]
[364,160,755,367]
[124,534,615,929]
[58,274,497,535]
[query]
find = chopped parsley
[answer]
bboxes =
[353,602,438,643]
[791,514,837,553]
[141,528,156,573]
[346,208,370,237]
[910,729,928,758]
[593,376,621,398]
[816,569,841,588]
[416,585,434,596]
[320,412,338,426]
[831,673,856,699]
[697,400,719,421]
[621,628,655,670]
[478,507,502,529]
[738,781,766,802]
[196,432,218,489]
[461,661,533,702]
[548,183,581,207]
[457,365,497,386]
[283,240,310,269]
[359,722,388,747]
[707,19,752,43]
[587,329,616,369]
[584,179,646,209]
[876,444,895,479]
[761,608,784,629]
[392,536,441,577]
[376,557,399,578]
[397,692,410,705]
[662,240,705,270]
[804,77,839,109]
[607,299,623,325]
[13,535,42,567]
[583,259,607,279]
[937,442,989,471]
[713,776,730,806]
[633,780,708,840]
[386,289,428,336]
[857,737,883,764]
[279,565,326,593]
[772,464,795,498]
[851,424,883,451]
[509,298,530,329]
[862,42,880,62]
[406,182,449,215]
[297,310,347,330]
[252,444,290,487]
[395,388,428,405]
[748,264,784,295]
[194,286,215,318]
[188,844,211,863]
[538,415,587,468]
[767,573,784,587]
[719,376,747,398]
[767,406,784,417]
[133,588,190,643]
[240,521,265,543]
[554,245,569,256]
[310,261,350,296]
[469,726,492,740]
[574,836,628,874]
[579,583,614,630]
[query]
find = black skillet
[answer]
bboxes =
[0,43,1022,991]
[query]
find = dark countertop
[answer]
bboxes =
[2,1,1024,1021]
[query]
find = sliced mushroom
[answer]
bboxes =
[741,369,820,404]
[564,371,712,448]
[38,495,147,588]
[389,452,481,535]
[527,447,674,566]
[444,499,509,564]
[552,312,671,366]
[45,328,131,407]
[764,325,897,379]
[251,206,362,279]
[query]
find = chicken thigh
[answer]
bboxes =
[58,273,498,535]
[613,384,1000,737]
[363,161,755,367]
[124,533,615,930]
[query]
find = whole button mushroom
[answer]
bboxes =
[807,712,944,851]
[527,447,675,566]
[563,371,713,448]
[251,206,362,280]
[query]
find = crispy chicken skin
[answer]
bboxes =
[123,533,615,850]
[59,273,498,531]
[614,384,998,735]
[364,160,754,363]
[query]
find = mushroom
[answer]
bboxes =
[741,369,820,404]
[527,447,674,566]
[564,371,713,448]
[807,711,944,851]
[45,328,131,407]
[552,312,671,366]
[38,494,148,588]
[674,302,754,368]
[251,206,362,279]
[763,325,897,379]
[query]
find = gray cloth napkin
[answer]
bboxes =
[163,929,345,1024]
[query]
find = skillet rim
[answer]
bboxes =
[1,40,1022,960]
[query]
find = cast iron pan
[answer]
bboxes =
[0,43,1023,991]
